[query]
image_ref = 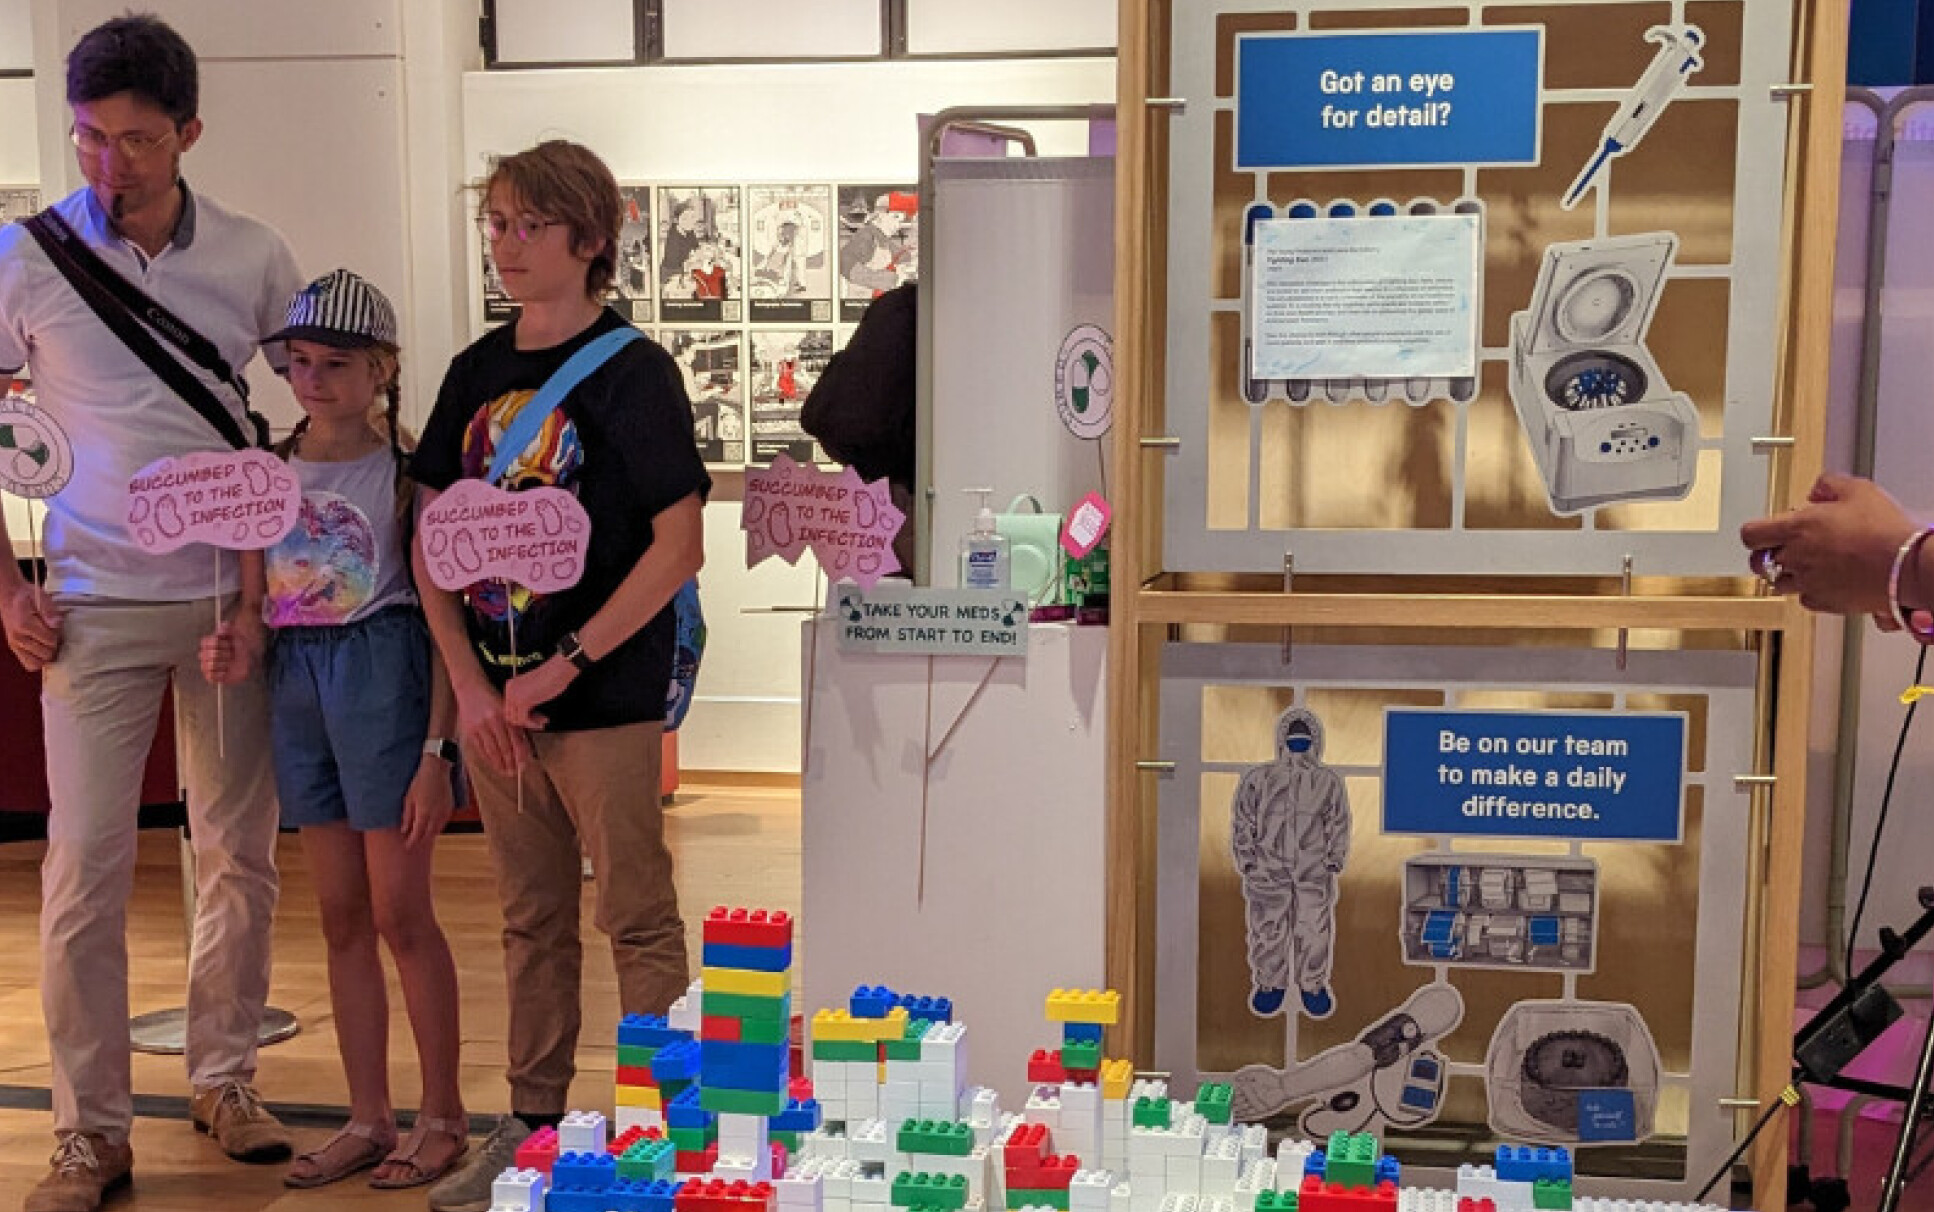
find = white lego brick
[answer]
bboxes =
[614,1105,664,1134]
[557,1109,608,1155]
[1127,1079,1168,1104]
[1201,1137,1240,1196]
[1236,1126,1267,1168]
[777,1174,827,1212]
[1159,1195,1201,1212]
[1165,1156,1203,1189]
[1070,1167,1115,1212]
[1199,1199,1234,1212]
[1457,1166,1535,1212]
[721,1112,769,1151]
[1396,1190,1461,1212]
[967,1087,1001,1129]
[851,1171,890,1206]
[850,1118,892,1165]
[490,1167,547,1212]
[1274,1140,1315,1187]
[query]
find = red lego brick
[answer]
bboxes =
[617,1064,655,1087]
[1456,1201,1496,1212]
[703,906,794,949]
[789,1076,815,1103]
[611,1125,649,1156]
[676,1149,710,1174]
[514,1125,560,1174]
[1027,1049,1069,1084]
[704,1014,744,1041]
[1003,1122,1052,1166]
[771,1140,788,1178]
[1064,1068,1100,1085]
[676,1177,776,1212]
[1007,1155,1079,1190]
[1298,1176,1397,1212]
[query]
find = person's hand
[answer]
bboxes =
[400,754,456,848]
[454,677,528,779]
[1739,474,1921,616]
[199,611,267,686]
[503,656,577,731]
[0,580,62,672]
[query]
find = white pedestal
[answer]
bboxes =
[801,620,1108,1109]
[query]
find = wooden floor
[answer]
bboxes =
[0,781,801,1210]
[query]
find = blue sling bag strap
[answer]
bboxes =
[486,325,642,485]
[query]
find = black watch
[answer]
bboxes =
[422,737,460,765]
[558,630,595,672]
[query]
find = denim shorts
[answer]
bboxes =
[269,605,431,831]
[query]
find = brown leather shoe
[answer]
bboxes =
[190,1081,292,1163]
[23,1133,133,1212]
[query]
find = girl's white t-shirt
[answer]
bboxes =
[264,446,415,628]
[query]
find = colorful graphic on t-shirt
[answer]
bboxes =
[458,390,587,655]
[266,491,378,626]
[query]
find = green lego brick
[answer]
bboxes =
[1060,1040,1102,1070]
[1254,1190,1299,1212]
[884,1017,934,1061]
[813,1039,881,1062]
[1194,1082,1233,1126]
[1131,1096,1171,1129]
[1323,1131,1378,1190]
[897,1119,975,1157]
[892,1172,969,1210]
[739,1015,790,1045]
[702,990,792,1021]
[772,1131,801,1151]
[618,1138,675,1182]
[1006,1190,1071,1211]
[699,1086,789,1116]
[667,1125,715,1153]
[1533,1179,1573,1211]
[617,1043,658,1068]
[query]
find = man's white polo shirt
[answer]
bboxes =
[0,184,303,601]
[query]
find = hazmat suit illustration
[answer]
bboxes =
[1231,707,1351,1019]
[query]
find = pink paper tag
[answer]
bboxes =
[418,478,591,593]
[125,449,301,553]
[1061,492,1112,558]
[742,453,905,589]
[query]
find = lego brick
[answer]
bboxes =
[611,1125,654,1156]
[899,994,955,1024]
[619,1085,668,1109]
[560,1110,610,1155]
[493,1167,549,1211]
[707,966,794,999]
[706,990,796,1024]
[894,1172,971,1209]
[1028,1050,1069,1085]
[1494,1148,1571,1187]
[706,1014,747,1042]
[1530,1181,1570,1211]
[815,1039,883,1062]
[1297,1176,1396,1212]
[618,1064,659,1089]
[886,1019,936,1062]
[738,1014,792,1045]
[1007,1156,1079,1191]
[704,906,796,950]
[654,1039,704,1082]
[1004,1123,1052,1165]
[1131,1099,1171,1130]
[1044,990,1121,1027]
[1099,1060,1133,1101]
[1194,1085,1232,1127]
[1061,1041,1102,1071]
[705,940,796,973]
[851,985,902,1018]
[623,1014,695,1049]
[1322,1135,1378,1191]
[621,1043,663,1069]
[704,1039,792,1080]
[1061,1022,1105,1046]
[621,1138,679,1182]
[670,1124,718,1152]
[900,1119,977,1157]
[553,1150,620,1192]
[1008,1190,1073,1211]
[514,1127,560,1175]
[774,1098,826,1134]
[817,1007,911,1043]
[702,1086,792,1116]
[668,1086,717,1131]
[1253,1192,1298,1212]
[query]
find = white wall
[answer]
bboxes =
[0,78,34,182]
[462,55,1114,772]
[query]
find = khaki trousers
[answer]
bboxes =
[39,597,279,1145]
[466,720,689,1114]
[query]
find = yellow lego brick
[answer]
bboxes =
[1100,1058,1134,1100]
[813,1006,909,1043]
[615,1084,664,1108]
[701,966,791,998]
[1045,988,1121,1026]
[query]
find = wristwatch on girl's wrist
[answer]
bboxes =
[558,630,595,672]
[422,737,459,764]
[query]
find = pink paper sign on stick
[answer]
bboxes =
[418,477,591,594]
[1061,491,1112,558]
[125,449,301,553]
[740,453,905,589]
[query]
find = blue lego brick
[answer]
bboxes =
[550,1192,618,1212]
[651,1039,702,1082]
[1375,1157,1401,1187]
[1496,1145,1572,1185]
[619,1014,692,1049]
[1061,1022,1104,1045]
[629,1177,687,1212]
[1528,916,1561,947]
[1304,1151,1326,1179]
[851,984,900,1018]
[700,1039,791,1085]
[553,1150,619,1191]
[772,1096,824,1133]
[898,994,953,1023]
[667,1085,716,1130]
[703,940,794,973]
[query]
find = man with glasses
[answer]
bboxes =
[0,15,304,1211]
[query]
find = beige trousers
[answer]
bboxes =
[465,720,689,1114]
[39,597,279,1145]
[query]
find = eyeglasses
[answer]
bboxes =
[70,124,178,160]
[475,213,565,244]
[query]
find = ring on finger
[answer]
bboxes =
[1751,548,1784,588]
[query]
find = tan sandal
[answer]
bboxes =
[284,1121,396,1189]
[368,1114,469,1190]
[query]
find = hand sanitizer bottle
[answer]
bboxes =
[959,487,1009,590]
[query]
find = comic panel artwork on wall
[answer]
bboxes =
[659,186,744,325]
[0,188,39,226]
[837,184,918,323]
[615,185,655,325]
[1167,0,1782,576]
[747,184,835,326]
[665,328,746,469]
[749,329,834,467]
[1159,643,1754,1199]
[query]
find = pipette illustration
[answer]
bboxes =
[1562,24,1704,210]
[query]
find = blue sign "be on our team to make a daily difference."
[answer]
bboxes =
[1383,708,1686,843]
[1236,29,1544,170]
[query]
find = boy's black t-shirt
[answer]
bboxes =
[410,308,711,731]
